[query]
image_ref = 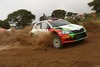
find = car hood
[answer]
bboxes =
[59,24,83,31]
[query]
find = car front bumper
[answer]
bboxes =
[60,32,87,44]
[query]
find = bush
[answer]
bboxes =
[65,18,78,24]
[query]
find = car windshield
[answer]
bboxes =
[49,19,71,27]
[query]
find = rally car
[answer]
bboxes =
[30,19,87,48]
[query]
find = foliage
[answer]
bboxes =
[7,9,35,29]
[0,20,3,27]
[51,9,66,19]
[66,12,73,17]
[88,0,100,13]
[39,16,46,21]
[0,20,10,29]
[67,12,78,18]
[65,18,78,24]
[39,13,47,21]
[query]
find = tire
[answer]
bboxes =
[52,34,63,49]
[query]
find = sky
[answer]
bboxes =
[0,0,93,21]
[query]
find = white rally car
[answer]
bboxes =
[30,19,87,48]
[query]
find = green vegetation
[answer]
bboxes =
[0,9,35,29]
[7,9,35,29]
[39,13,47,21]
[65,18,78,24]
[0,0,100,29]
[51,9,66,19]
[0,20,10,29]
[88,0,100,13]
[65,13,100,24]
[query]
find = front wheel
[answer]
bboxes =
[52,34,63,49]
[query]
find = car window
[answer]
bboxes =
[42,23,50,29]
[34,23,42,29]
[49,19,71,27]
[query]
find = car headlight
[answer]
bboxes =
[62,30,70,34]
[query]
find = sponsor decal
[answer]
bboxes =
[31,29,49,33]
[59,24,83,30]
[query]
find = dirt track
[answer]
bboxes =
[0,26,100,67]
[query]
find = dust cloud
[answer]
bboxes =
[0,26,53,50]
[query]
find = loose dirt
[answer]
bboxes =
[0,23,100,67]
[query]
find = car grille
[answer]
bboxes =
[73,32,87,40]
[65,32,87,41]
[72,28,84,33]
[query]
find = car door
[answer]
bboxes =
[40,22,50,32]
[31,22,50,33]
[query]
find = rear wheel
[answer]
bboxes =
[52,34,63,49]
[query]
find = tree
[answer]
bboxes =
[0,20,10,29]
[51,9,66,19]
[7,9,35,29]
[73,13,78,16]
[67,12,73,18]
[88,0,100,13]
[39,13,47,21]
[0,20,3,27]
